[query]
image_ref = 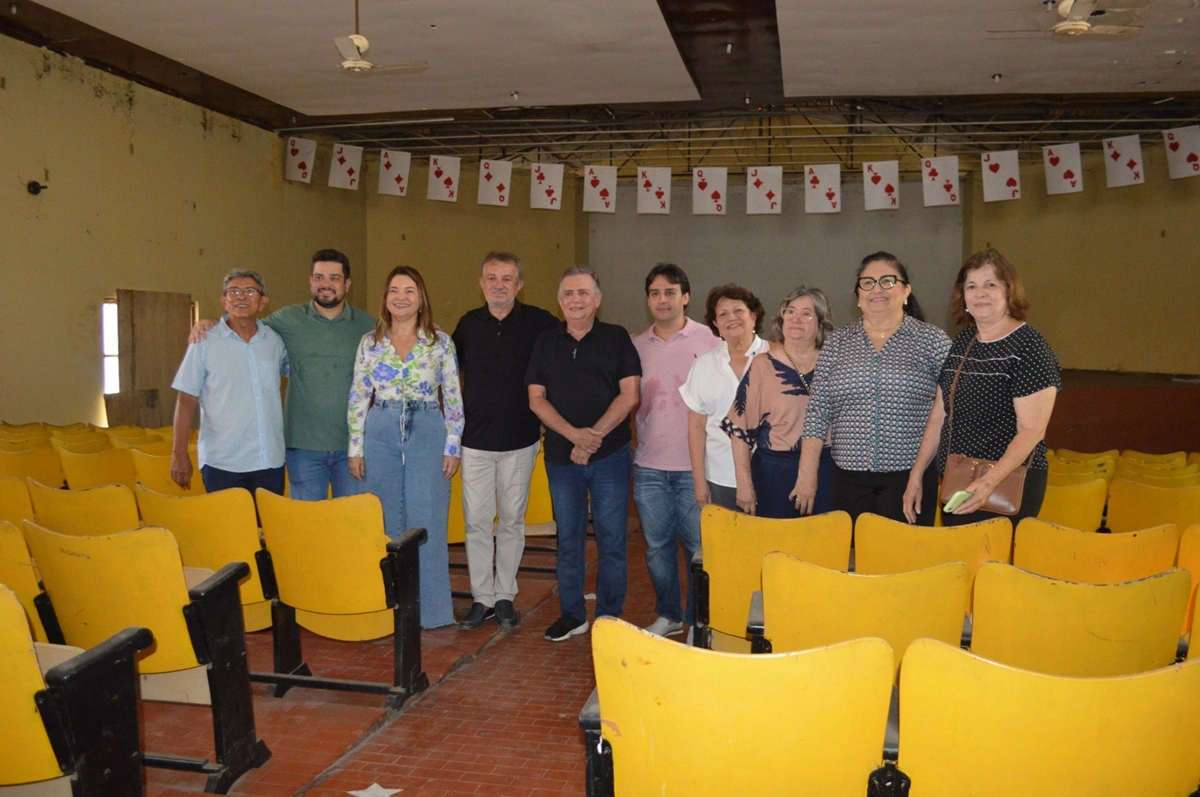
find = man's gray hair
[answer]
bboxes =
[481,251,523,282]
[557,266,601,295]
[223,269,267,296]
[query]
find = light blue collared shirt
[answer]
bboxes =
[172,318,289,473]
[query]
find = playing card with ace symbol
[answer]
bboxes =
[328,144,364,190]
[582,165,617,213]
[377,150,411,197]
[692,167,727,215]
[529,163,564,211]
[921,156,960,207]
[426,155,461,202]
[1042,143,1083,195]
[284,137,317,184]
[1103,134,1144,188]
[863,161,900,211]
[636,167,672,215]
[1163,125,1200,180]
[981,150,1021,203]
[476,159,514,207]
[746,166,782,215]
[804,164,840,214]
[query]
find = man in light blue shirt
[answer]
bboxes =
[171,269,288,496]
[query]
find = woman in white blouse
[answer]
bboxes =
[680,285,770,511]
[348,266,464,629]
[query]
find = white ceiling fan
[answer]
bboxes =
[988,0,1149,40]
[333,0,428,77]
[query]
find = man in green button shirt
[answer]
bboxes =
[191,249,375,500]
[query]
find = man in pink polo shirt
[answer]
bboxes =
[631,264,720,637]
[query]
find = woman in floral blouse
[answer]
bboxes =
[349,265,464,629]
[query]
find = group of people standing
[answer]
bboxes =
[170,245,1060,643]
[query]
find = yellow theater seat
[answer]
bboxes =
[0,477,34,528]
[1037,478,1106,532]
[131,448,205,496]
[49,434,113,455]
[0,448,63,488]
[57,447,136,490]
[1121,450,1187,466]
[1013,517,1180,585]
[1106,479,1200,533]
[0,521,50,642]
[27,479,139,536]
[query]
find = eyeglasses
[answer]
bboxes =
[225,287,262,298]
[857,275,904,291]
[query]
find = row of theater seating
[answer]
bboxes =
[0,484,429,794]
[581,505,1200,795]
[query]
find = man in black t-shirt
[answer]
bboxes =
[452,252,559,631]
[526,267,641,642]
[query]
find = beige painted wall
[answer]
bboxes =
[0,36,367,424]
[967,146,1200,374]
[364,160,584,329]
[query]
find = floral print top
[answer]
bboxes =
[347,330,464,458]
[722,352,815,453]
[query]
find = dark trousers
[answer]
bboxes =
[751,447,836,518]
[200,464,286,498]
[942,468,1048,527]
[833,462,938,526]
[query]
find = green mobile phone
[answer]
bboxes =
[943,490,973,513]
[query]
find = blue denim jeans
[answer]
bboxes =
[546,444,632,621]
[362,401,455,629]
[285,448,364,501]
[633,466,701,625]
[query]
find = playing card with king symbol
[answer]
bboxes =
[1042,143,1083,195]
[285,137,317,183]
[529,163,564,210]
[1103,134,1144,188]
[921,156,960,207]
[746,166,782,215]
[636,167,672,215]
[582,165,617,213]
[476,159,513,207]
[426,155,461,202]
[804,164,840,214]
[981,150,1021,203]
[1163,126,1200,180]
[377,150,411,197]
[692,167,727,215]
[863,161,900,211]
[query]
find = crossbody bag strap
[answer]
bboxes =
[944,334,977,454]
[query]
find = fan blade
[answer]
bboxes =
[334,36,361,61]
[1058,0,1099,23]
[364,61,429,76]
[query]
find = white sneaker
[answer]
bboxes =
[644,617,685,637]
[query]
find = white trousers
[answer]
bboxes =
[460,440,540,606]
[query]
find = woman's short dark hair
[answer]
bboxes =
[703,284,765,336]
[771,286,835,348]
[855,251,926,322]
[950,249,1030,326]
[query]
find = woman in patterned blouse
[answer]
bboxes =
[723,286,835,518]
[794,252,951,524]
[902,250,1059,525]
[348,265,464,629]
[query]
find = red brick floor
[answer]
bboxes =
[143,522,666,796]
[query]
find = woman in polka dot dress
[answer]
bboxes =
[903,249,1060,526]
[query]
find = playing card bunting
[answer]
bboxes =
[1104,135,1144,188]
[1164,126,1200,180]
[284,137,317,183]
[530,163,564,210]
[328,144,364,190]
[981,150,1021,203]
[378,150,411,196]
[692,167,727,215]
[636,167,671,214]
[427,155,461,202]
[863,161,900,211]
[804,164,841,214]
[921,156,960,207]
[583,165,617,213]
[1042,144,1082,195]
[746,166,782,215]
[477,159,513,207]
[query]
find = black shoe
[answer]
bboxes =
[459,602,495,630]
[495,599,519,629]
[544,614,589,642]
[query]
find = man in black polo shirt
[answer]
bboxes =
[451,251,558,631]
[526,266,641,642]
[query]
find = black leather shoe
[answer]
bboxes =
[495,599,519,629]
[460,602,495,630]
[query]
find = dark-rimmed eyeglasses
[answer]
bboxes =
[857,275,905,291]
